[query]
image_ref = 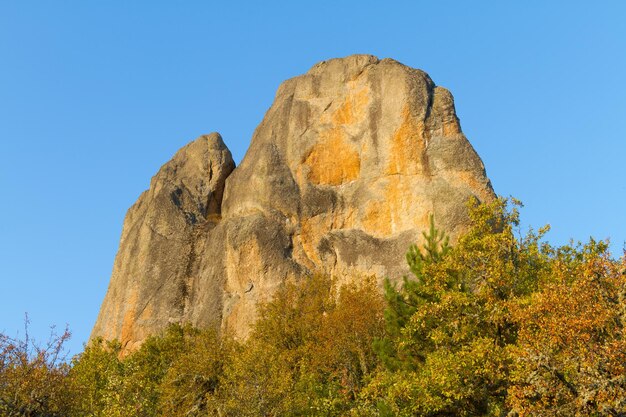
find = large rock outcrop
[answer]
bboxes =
[91,55,494,351]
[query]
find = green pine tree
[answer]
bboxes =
[374,214,451,371]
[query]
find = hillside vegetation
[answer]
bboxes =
[2,198,625,416]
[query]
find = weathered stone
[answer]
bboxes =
[92,55,495,351]
[91,133,235,351]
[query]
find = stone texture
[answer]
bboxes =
[91,55,495,351]
[90,133,235,351]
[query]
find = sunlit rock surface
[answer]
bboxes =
[91,55,494,352]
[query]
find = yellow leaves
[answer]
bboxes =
[371,197,626,416]
[507,242,626,416]
[0,324,73,416]
[514,267,620,351]
[159,328,232,417]
[217,274,386,416]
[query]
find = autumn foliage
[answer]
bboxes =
[1,197,625,416]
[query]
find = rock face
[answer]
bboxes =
[91,55,495,351]
[91,134,235,350]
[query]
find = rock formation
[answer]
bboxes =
[91,55,494,351]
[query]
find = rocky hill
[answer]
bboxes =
[91,55,494,351]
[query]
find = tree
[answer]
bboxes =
[159,327,233,417]
[69,324,192,417]
[508,240,626,416]
[8,197,626,417]
[68,337,124,417]
[218,274,385,416]
[0,316,72,417]
[363,198,552,416]
[374,213,452,372]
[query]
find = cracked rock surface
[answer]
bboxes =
[91,55,494,352]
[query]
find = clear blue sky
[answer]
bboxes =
[1,1,625,356]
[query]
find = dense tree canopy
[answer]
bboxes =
[1,197,624,416]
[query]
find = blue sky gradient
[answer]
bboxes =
[1,1,625,355]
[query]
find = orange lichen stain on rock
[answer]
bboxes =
[330,86,370,126]
[386,105,427,176]
[361,200,392,237]
[120,289,139,349]
[361,178,426,237]
[304,83,369,186]
[304,129,361,186]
